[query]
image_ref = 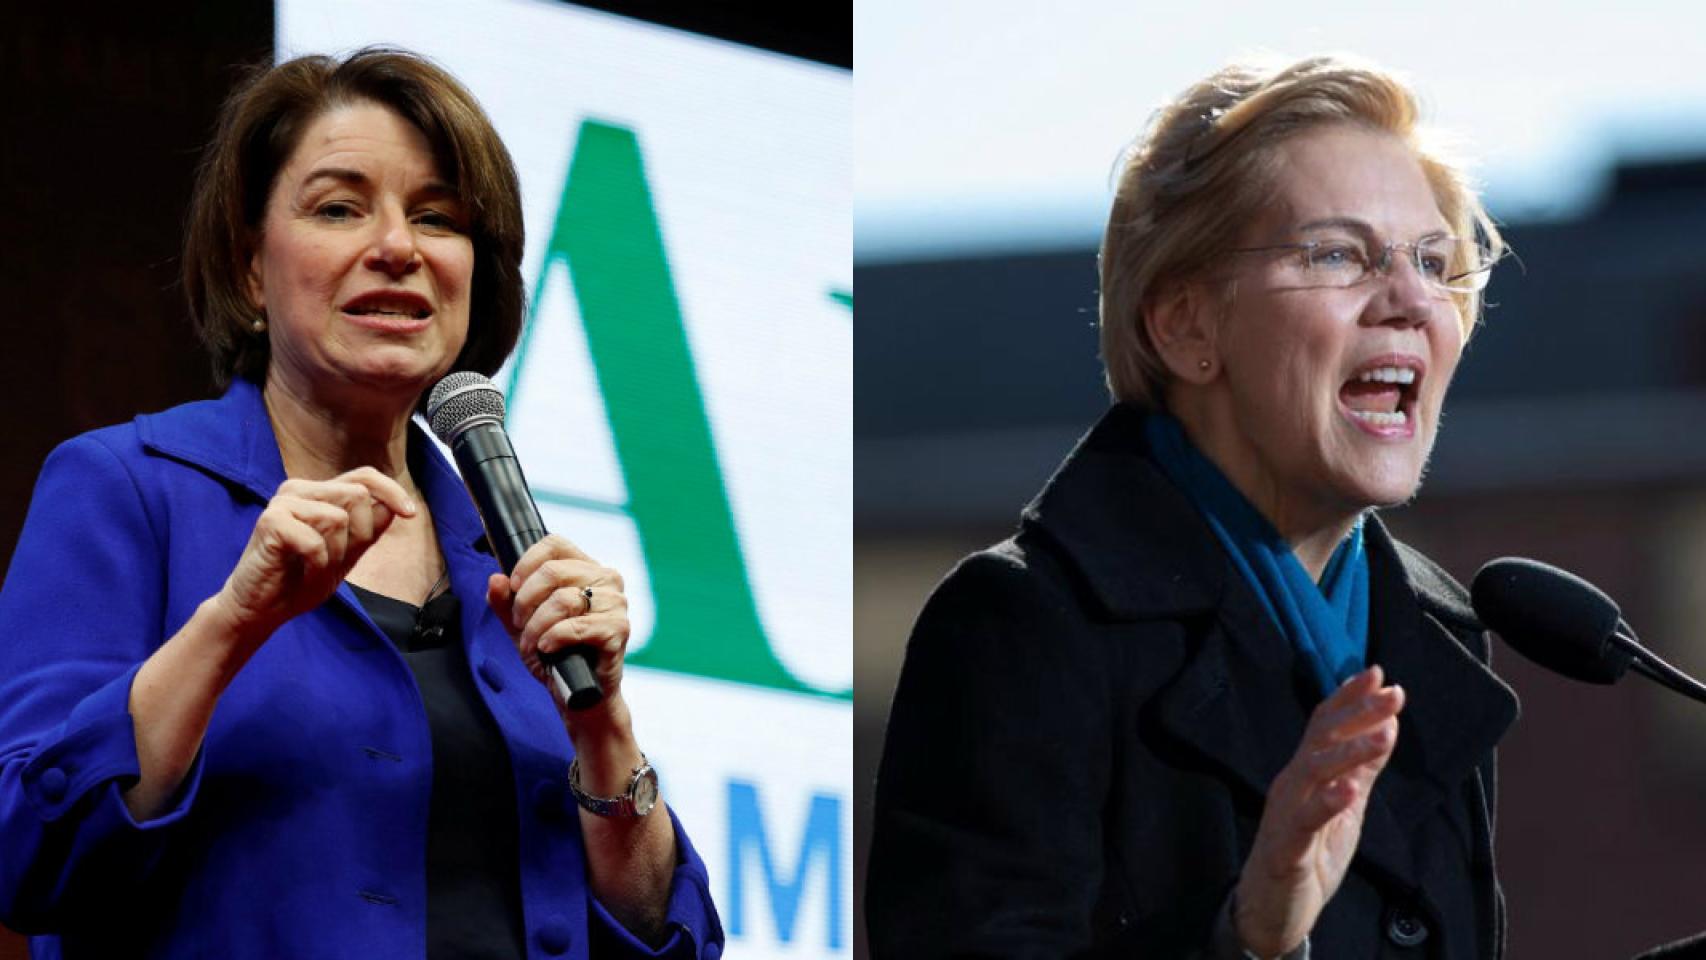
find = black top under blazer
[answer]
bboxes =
[868,404,1520,958]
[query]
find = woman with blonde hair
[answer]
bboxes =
[869,55,1516,958]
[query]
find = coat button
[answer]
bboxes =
[1385,907,1429,947]
[38,767,67,803]
[537,914,572,955]
[477,658,505,692]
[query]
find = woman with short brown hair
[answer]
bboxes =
[184,47,527,387]
[0,47,721,959]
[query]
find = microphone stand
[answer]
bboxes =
[1611,620,1706,707]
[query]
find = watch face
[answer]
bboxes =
[632,768,660,816]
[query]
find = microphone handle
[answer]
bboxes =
[459,427,603,711]
[1612,627,1706,708]
[544,636,603,710]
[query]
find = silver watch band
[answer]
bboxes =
[567,753,657,818]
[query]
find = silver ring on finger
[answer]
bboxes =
[580,585,594,615]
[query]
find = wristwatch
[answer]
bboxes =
[568,753,659,818]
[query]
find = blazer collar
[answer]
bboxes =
[1343,519,1518,889]
[1027,404,1519,891]
[1019,403,1229,619]
[133,377,488,553]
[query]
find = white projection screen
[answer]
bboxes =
[276,2,851,955]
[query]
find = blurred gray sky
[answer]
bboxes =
[857,0,1706,260]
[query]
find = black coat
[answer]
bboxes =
[868,405,1520,958]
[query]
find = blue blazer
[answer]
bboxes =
[0,379,722,959]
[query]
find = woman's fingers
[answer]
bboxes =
[519,573,628,645]
[308,476,398,550]
[339,466,417,520]
[536,611,630,658]
[225,471,412,625]
[1303,718,1397,784]
[1285,718,1399,833]
[221,510,331,629]
[1311,683,1404,746]
[1304,667,1391,740]
[486,572,516,625]
[1286,777,1362,843]
[1236,665,1408,955]
[493,537,634,705]
[265,511,334,577]
[1259,670,1405,852]
[1280,671,1404,813]
[281,497,352,569]
[282,473,408,562]
[510,535,594,592]
[338,487,376,548]
[511,558,617,633]
[511,558,590,631]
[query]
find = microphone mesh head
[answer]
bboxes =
[1470,557,1629,684]
[427,371,507,443]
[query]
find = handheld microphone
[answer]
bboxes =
[427,371,602,710]
[1470,557,1706,707]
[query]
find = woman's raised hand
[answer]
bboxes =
[483,535,632,726]
[1234,665,1405,957]
[213,467,416,648]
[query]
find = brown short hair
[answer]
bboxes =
[1099,54,1505,407]
[183,46,524,388]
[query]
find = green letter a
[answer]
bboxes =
[509,120,843,700]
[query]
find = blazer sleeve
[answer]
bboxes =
[866,545,1117,958]
[0,433,205,931]
[587,806,725,959]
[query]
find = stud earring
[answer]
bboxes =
[252,317,267,333]
[1197,358,1212,372]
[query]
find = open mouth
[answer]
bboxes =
[341,291,433,321]
[346,306,431,320]
[1338,362,1421,434]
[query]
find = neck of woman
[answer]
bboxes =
[1166,396,1363,583]
[1278,515,1361,583]
[262,371,418,489]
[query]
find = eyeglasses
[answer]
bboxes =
[1230,235,1499,298]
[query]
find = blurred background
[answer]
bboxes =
[856,1,1706,957]
[0,2,847,957]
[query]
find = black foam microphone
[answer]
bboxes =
[427,371,602,710]
[1469,557,1631,684]
[1470,557,1706,706]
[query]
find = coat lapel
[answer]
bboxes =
[1354,521,1519,887]
[1148,584,1315,810]
[1023,404,1518,895]
[136,377,286,504]
[1022,405,1314,814]
[136,379,504,654]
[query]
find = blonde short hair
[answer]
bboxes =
[1098,54,1504,407]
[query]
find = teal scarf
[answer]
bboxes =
[1144,413,1369,696]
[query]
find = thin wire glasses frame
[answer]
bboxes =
[1229,234,1499,298]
